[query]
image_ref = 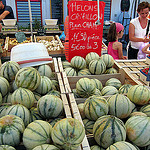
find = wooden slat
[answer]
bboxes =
[58,57,64,72]
[68,93,91,150]
[53,58,59,73]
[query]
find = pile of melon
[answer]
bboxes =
[76,76,150,149]
[63,52,118,76]
[0,61,85,150]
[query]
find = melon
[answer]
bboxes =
[90,78,103,91]
[11,87,35,109]
[29,107,43,122]
[0,105,10,118]
[93,88,102,96]
[118,84,132,95]
[125,115,150,147]
[84,95,108,120]
[91,145,105,150]
[106,141,138,150]
[62,61,71,69]
[0,145,16,150]
[49,118,62,127]
[85,52,100,66]
[0,93,2,106]
[101,86,118,96]
[15,67,41,91]
[33,92,41,101]
[127,85,150,105]
[129,111,147,117]
[76,77,96,98]
[83,119,95,134]
[32,144,60,150]
[35,76,53,95]
[51,118,85,150]
[51,79,59,91]
[0,61,20,82]
[105,68,118,74]
[77,103,85,119]
[47,90,61,98]
[0,76,10,97]
[37,64,53,78]
[3,92,12,103]
[70,56,86,70]
[65,67,77,76]
[89,58,106,75]
[78,68,91,76]
[72,89,80,98]
[107,94,136,119]
[0,115,25,146]
[105,78,122,89]
[5,104,31,127]
[101,54,114,68]
[23,120,52,150]
[140,104,150,117]
[93,115,126,148]
[37,95,63,119]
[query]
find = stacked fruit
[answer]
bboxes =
[0,61,85,150]
[63,52,118,76]
[75,76,150,149]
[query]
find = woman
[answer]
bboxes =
[128,1,150,59]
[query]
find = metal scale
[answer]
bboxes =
[44,25,59,31]
[1,25,18,32]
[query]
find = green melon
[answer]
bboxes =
[51,118,85,150]
[0,115,25,146]
[78,68,91,76]
[76,77,96,98]
[3,92,12,103]
[89,58,106,75]
[106,141,138,150]
[11,87,35,109]
[127,85,150,105]
[0,61,20,82]
[101,86,118,96]
[101,54,114,68]
[105,68,118,74]
[84,95,108,120]
[70,56,86,70]
[118,84,132,95]
[62,61,71,69]
[47,90,61,98]
[125,115,150,147]
[65,67,77,76]
[23,120,52,150]
[72,89,80,98]
[77,103,85,119]
[29,107,43,123]
[140,104,150,117]
[35,76,53,95]
[91,145,105,150]
[15,67,41,91]
[91,78,103,91]
[0,145,16,150]
[0,93,2,106]
[37,95,63,119]
[129,111,147,117]
[0,76,10,97]
[33,92,41,101]
[93,115,126,148]
[49,118,62,127]
[37,64,53,78]
[107,94,136,119]
[51,79,59,91]
[0,105,9,118]
[93,88,102,96]
[32,144,60,150]
[5,104,31,127]
[85,52,100,66]
[105,78,122,89]
[83,119,95,135]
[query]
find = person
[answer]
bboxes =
[0,0,14,30]
[107,22,127,60]
[128,1,150,59]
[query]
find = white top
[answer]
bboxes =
[130,17,149,49]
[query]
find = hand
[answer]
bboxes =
[143,37,150,43]
[123,56,128,59]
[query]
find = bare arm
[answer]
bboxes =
[142,44,150,54]
[0,10,10,21]
[129,23,150,43]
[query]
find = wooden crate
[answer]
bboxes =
[114,59,149,86]
[3,36,33,57]
[34,35,64,55]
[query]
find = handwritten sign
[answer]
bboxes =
[68,1,105,61]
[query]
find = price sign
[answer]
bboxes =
[68,1,105,61]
